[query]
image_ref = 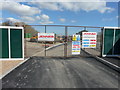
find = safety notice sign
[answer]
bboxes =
[72,34,81,55]
[82,32,97,48]
[72,34,80,41]
[72,41,81,55]
[38,33,55,41]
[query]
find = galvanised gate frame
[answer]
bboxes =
[18,25,120,58]
[23,25,103,58]
[1,25,119,60]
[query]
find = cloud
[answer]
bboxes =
[33,14,54,24]
[0,18,2,24]
[40,14,50,21]
[5,16,36,24]
[36,16,41,20]
[6,17,21,22]
[39,14,54,24]
[1,0,120,2]
[21,16,35,22]
[30,1,114,13]
[40,21,54,24]
[6,17,35,24]
[59,2,114,13]
[102,16,119,22]
[0,2,40,16]
[116,16,119,19]
[102,18,113,21]
[5,14,54,24]
[59,18,66,22]
[71,20,76,23]
[0,18,2,20]
[30,2,61,11]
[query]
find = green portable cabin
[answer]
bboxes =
[0,26,24,60]
[25,33,32,38]
[102,27,120,57]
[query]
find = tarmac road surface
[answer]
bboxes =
[2,43,119,88]
[2,57,119,88]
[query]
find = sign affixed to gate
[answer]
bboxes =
[72,34,80,41]
[38,33,55,41]
[72,41,81,55]
[72,34,81,55]
[82,32,97,48]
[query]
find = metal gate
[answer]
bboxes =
[23,25,103,58]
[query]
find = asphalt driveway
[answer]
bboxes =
[2,57,119,88]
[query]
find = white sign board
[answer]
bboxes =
[72,41,81,55]
[38,33,55,41]
[82,32,97,48]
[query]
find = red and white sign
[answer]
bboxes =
[83,32,97,35]
[82,32,97,48]
[38,33,55,41]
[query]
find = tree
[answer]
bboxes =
[2,20,13,26]
[14,22,38,36]
[76,30,88,36]
[76,30,88,40]
[97,32,102,42]
[24,25,38,36]
[2,21,38,36]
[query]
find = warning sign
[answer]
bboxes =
[72,35,80,41]
[72,34,81,55]
[82,32,97,48]
[38,33,55,41]
[72,41,81,55]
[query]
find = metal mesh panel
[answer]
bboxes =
[24,25,103,58]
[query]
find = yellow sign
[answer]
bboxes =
[90,45,96,47]
[72,35,76,41]
[72,35,80,41]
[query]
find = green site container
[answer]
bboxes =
[0,26,24,60]
[25,33,32,38]
[102,27,120,57]
[0,28,9,58]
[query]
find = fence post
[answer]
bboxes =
[23,25,26,58]
[45,25,46,57]
[100,28,104,57]
[64,26,68,58]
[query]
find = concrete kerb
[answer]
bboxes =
[0,58,30,79]
[46,43,64,51]
[0,43,64,79]
[82,49,120,72]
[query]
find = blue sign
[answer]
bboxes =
[72,41,81,55]
[83,45,89,47]
[83,39,89,41]
[83,42,89,44]
[72,41,80,45]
